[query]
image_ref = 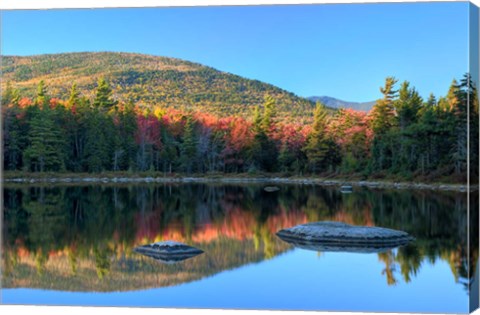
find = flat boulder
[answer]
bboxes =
[276,221,414,253]
[134,241,204,264]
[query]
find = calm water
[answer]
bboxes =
[1,183,476,313]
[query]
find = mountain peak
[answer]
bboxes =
[308,96,376,112]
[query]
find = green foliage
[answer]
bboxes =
[303,102,339,173]
[23,107,66,172]
[180,116,198,173]
[370,77,398,135]
[93,78,118,110]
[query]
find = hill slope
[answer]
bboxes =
[1,52,316,119]
[308,96,376,112]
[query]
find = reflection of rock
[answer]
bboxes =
[276,221,414,253]
[133,241,203,264]
[340,185,353,193]
[264,186,280,192]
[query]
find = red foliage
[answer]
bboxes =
[135,114,162,149]
[18,97,33,109]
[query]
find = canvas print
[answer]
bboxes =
[1,1,479,314]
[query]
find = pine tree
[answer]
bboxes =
[93,78,118,110]
[180,116,198,173]
[35,80,49,107]
[262,95,276,133]
[303,102,335,173]
[2,82,23,170]
[450,77,468,176]
[249,96,279,172]
[67,83,80,108]
[371,77,398,135]
[83,109,110,172]
[395,81,422,130]
[119,100,138,170]
[24,107,65,172]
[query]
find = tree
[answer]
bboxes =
[2,83,24,170]
[83,109,110,172]
[262,95,276,134]
[67,83,80,108]
[118,100,138,170]
[369,77,399,171]
[303,102,338,173]
[24,107,65,172]
[34,80,49,107]
[395,81,422,130]
[180,115,198,173]
[249,96,279,172]
[93,78,118,110]
[370,77,398,135]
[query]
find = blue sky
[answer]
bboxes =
[1,2,469,101]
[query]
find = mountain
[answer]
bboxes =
[308,96,376,112]
[1,52,316,119]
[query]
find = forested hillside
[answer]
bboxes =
[1,52,478,182]
[1,52,315,119]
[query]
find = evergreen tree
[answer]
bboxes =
[180,116,198,173]
[67,83,80,108]
[395,81,422,130]
[451,77,469,176]
[303,102,337,173]
[24,107,65,172]
[249,96,279,172]
[93,78,118,110]
[371,77,398,135]
[35,80,49,107]
[83,109,110,172]
[262,95,276,133]
[369,77,399,171]
[119,100,138,170]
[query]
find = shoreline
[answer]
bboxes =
[1,173,474,192]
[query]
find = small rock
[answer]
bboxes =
[264,186,280,192]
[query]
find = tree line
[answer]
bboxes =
[2,74,478,182]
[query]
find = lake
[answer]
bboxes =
[1,183,476,313]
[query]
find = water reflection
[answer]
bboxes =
[1,183,476,294]
[133,241,204,264]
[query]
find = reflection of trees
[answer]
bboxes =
[1,183,471,291]
[396,244,422,283]
[378,251,397,285]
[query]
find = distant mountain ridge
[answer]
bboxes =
[308,96,376,112]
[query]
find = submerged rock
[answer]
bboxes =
[134,241,204,264]
[264,186,280,192]
[276,221,414,253]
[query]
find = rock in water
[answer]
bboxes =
[264,186,280,192]
[276,221,414,253]
[134,241,204,264]
[340,185,353,193]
